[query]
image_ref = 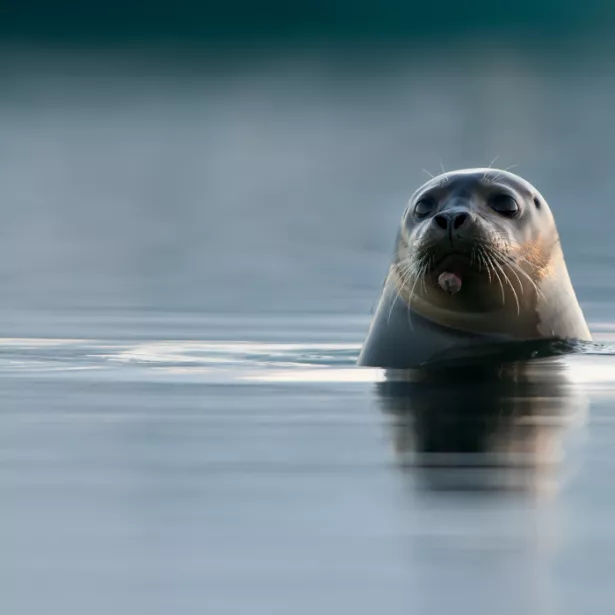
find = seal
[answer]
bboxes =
[357,168,592,368]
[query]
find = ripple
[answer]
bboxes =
[103,341,360,368]
[0,329,612,387]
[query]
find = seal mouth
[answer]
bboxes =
[431,252,480,295]
[432,252,474,276]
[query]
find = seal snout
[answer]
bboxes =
[432,210,470,232]
[421,206,480,292]
[429,206,477,249]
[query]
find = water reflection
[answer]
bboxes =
[378,359,588,494]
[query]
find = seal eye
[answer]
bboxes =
[489,194,519,218]
[414,198,436,219]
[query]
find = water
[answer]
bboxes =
[2,44,615,613]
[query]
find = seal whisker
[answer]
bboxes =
[477,247,492,283]
[387,260,412,324]
[503,259,526,301]
[475,247,484,275]
[388,257,425,327]
[491,254,520,315]
[397,255,430,332]
[491,249,526,299]
[505,256,546,300]
[487,248,522,314]
[483,156,500,179]
[420,262,430,296]
[412,261,428,297]
[404,262,426,332]
[484,251,506,305]
[398,264,416,292]
[495,248,546,298]
[491,165,518,183]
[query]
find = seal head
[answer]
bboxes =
[358,168,591,368]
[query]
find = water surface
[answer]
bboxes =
[0,315,614,614]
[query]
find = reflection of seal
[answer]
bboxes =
[358,169,592,368]
[377,360,588,494]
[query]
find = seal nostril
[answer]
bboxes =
[434,214,448,230]
[452,212,468,230]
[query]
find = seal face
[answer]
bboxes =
[358,168,591,368]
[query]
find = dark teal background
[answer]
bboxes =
[1,0,613,42]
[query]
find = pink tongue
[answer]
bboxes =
[438,271,462,295]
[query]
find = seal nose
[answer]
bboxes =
[433,211,470,231]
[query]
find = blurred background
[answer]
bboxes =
[4,4,615,615]
[1,0,614,333]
